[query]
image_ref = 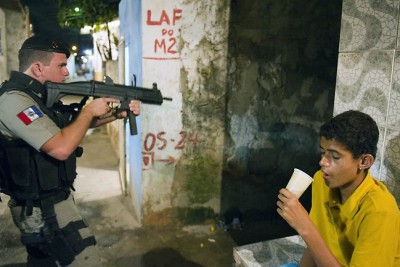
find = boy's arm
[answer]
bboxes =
[278,188,343,267]
[299,248,316,267]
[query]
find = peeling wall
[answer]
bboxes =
[175,0,230,211]
[139,0,230,226]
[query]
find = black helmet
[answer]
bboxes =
[20,35,71,58]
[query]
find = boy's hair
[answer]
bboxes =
[319,110,379,159]
[18,49,53,72]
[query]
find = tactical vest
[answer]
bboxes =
[0,80,82,205]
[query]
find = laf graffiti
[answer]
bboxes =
[144,8,182,59]
[142,131,198,169]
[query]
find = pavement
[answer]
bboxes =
[0,126,237,267]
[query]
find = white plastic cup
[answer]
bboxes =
[286,168,314,198]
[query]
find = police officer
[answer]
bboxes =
[0,35,140,266]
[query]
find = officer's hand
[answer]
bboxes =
[129,100,140,115]
[113,100,140,119]
[85,98,120,118]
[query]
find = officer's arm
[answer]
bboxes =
[40,98,119,161]
[89,99,141,128]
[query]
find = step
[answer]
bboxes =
[233,235,306,267]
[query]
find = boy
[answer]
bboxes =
[278,110,400,266]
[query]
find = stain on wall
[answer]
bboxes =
[222,0,343,244]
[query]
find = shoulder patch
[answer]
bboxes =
[17,105,43,125]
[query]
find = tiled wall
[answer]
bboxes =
[335,0,400,202]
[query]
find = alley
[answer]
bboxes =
[0,126,237,267]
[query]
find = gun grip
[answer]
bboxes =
[128,112,138,135]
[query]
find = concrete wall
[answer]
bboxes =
[119,0,343,235]
[117,0,400,238]
[0,6,27,81]
[0,8,6,82]
[335,0,400,203]
[4,8,26,73]
[104,60,120,157]
[139,0,230,226]
[221,0,342,244]
[0,9,28,79]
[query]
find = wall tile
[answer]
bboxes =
[336,0,400,202]
[334,51,393,126]
[339,0,399,52]
[370,126,386,179]
[382,127,400,202]
[387,51,400,126]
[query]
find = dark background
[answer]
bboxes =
[0,0,120,55]
[21,0,93,54]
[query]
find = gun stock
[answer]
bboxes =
[44,80,172,135]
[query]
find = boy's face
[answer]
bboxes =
[319,137,366,196]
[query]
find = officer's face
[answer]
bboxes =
[41,53,69,83]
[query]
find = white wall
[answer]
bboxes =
[119,0,230,225]
[141,1,184,212]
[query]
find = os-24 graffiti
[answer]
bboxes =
[142,131,198,169]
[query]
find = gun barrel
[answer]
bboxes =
[44,79,173,136]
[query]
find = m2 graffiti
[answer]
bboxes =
[155,29,177,54]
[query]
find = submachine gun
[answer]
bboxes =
[44,76,172,135]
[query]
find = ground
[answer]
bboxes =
[0,127,237,267]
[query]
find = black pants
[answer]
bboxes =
[26,245,58,267]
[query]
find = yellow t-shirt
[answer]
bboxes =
[309,170,400,267]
